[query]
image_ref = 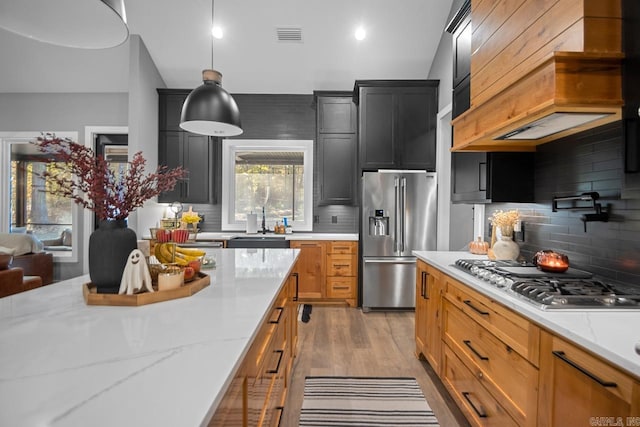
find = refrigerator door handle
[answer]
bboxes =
[400,177,406,253]
[394,176,400,253]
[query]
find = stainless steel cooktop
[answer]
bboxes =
[453,259,640,310]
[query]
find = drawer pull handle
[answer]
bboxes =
[267,349,285,374]
[463,300,489,316]
[333,264,350,268]
[275,406,284,427]
[269,307,284,324]
[334,246,350,250]
[462,391,487,418]
[464,340,489,361]
[333,286,350,290]
[552,351,617,388]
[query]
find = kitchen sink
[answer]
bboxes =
[226,235,290,248]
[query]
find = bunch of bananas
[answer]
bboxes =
[154,243,205,266]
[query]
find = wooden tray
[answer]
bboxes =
[83,272,210,306]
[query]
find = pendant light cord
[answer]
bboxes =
[211,0,215,70]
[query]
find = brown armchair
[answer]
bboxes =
[0,267,43,298]
[11,252,54,285]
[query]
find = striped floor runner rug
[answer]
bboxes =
[300,376,440,426]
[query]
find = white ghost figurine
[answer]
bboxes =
[119,249,154,295]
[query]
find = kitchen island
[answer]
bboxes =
[0,248,299,427]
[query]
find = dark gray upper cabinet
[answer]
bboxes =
[451,152,535,204]
[317,96,357,133]
[354,81,438,171]
[317,134,357,205]
[447,0,471,120]
[315,91,357,205]
[158,131,214,204]
[158,90,189,132]
[158,89,215,204]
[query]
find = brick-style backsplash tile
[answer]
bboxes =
[486,122,640,285]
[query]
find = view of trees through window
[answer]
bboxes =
[234,151,305,225]
[11,159,72,242]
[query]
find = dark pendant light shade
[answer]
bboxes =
[180,70,243,137]
[0,0,128,49]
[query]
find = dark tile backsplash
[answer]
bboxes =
[186,93,359,234]
[486,122,640,285]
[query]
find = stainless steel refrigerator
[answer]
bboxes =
[361,170,437,310]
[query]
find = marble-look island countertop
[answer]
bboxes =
[0,248,299,427]
[414,251,640,378]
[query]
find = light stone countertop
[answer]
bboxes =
[413,251,640,378]
[0,248,299,427]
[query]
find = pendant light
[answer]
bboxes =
[0,0,128,49]
[180,0,243,137]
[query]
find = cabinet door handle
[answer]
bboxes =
[464,340,489,361]
[421,271,429,299]
[462,391,487,418]
[269,307,284,324]
[292,272,299,301]
[266,349,285,374]
[463,299,489,316]
[552,351,617,388]
[478,162,486,192]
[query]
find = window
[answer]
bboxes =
[1,132,80,262]
[222,140,313,231]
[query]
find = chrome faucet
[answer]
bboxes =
[261,206,267,234]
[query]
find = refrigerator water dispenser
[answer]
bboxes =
[369,210,389,236]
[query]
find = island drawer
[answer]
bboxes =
[444,275,540,365]
[442,344,518,427]
[443,299,538,426]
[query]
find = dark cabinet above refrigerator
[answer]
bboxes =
[354,80,438,171]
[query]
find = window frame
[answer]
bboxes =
[0,131,80,263]
[221,139,314,231]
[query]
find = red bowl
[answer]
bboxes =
[172,229,189,243]
[155,229,172,243]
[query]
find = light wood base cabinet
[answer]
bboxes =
[209,271,298,427]
[291,240,358,307]
[326,241,358,307]
[537,331,640,427]
[415,260,444,376]
[442,344,518,427]
[416,261,640,427]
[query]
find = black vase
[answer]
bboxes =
[89,219,138,294]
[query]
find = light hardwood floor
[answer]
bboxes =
[281,306,470,427]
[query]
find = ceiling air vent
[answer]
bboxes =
[276,27,303,43]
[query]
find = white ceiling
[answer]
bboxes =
[0,0,454,94]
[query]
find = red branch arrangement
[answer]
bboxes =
[34,134,186,221]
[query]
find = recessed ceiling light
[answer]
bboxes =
[355,26,366,41]
[211,26,223,39]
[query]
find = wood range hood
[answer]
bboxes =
[451,0,623,152]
